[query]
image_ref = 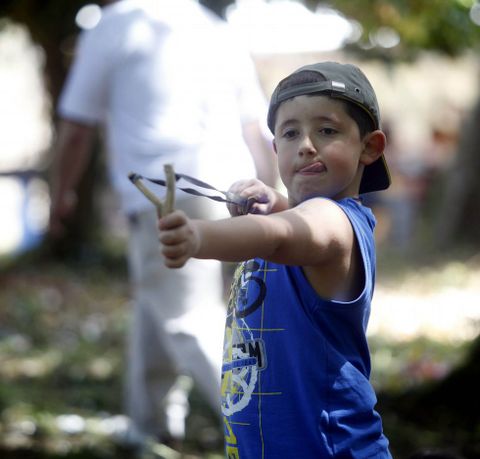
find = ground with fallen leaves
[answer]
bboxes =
[0,248,479,458]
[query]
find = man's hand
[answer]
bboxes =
[227,179,285,216]
[48,190,78,238]
[158,210,200,268]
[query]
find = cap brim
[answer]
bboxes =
[359,154,391,194]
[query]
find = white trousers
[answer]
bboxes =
[125,197,227,439]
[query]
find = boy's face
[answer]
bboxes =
[273,95,365,206]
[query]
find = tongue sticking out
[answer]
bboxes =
[299,162,326,173]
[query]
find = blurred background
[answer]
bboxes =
[1,0,480,458]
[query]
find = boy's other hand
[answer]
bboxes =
[227,179,276,216]
[158,210,200,268]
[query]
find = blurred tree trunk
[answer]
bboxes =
[435,87,480,250]
[1,1,105,260]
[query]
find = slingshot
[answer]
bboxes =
[129,164,176,217]
[129,167,254,214]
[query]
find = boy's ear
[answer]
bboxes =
[360,130,386,166]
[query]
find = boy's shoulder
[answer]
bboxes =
[294,195,372,228]
[297,196,374,227]
[293,196,375,301]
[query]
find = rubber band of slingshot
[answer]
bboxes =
[129,169,255,214]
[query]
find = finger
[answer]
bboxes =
[227,179,262,198]
[242,193,269,213]
[163,252,188,269]
[227,200,248,217]
[247,201,271,215]
[228,178,257,193]
[161,241,188,258]
[158,210,186,230]
[159,228,187,246]
[226,202,240,217]
[226,193,249,216]
[164,257,187,269]
[237,184,263,198]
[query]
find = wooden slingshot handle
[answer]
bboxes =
[128,164,176,217]
[162,164,175,216]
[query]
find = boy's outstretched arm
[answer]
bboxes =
[158,197,355,272]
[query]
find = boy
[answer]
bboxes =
[158,62,392,458]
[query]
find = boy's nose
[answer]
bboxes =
[298,135,316,156]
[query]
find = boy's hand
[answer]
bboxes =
[158,210,200,268]
[227,179,276,216]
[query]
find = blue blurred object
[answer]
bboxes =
[0,170,48,256]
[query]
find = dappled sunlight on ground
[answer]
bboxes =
[0,255,479,457]
[370,260,480,342]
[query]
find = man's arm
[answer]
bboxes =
[241,120,278,188]
[49,119,96,237]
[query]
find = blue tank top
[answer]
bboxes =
[221,197,391,458]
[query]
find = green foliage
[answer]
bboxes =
[2,0,480,60]
[310,0,480,59]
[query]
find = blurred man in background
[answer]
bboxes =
[49,0,277,451]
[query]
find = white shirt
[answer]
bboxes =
[58,0,267,214]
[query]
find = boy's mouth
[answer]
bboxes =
[298,162,326,174]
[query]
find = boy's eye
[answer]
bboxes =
[320,127,337,135]
[282,129,297,139]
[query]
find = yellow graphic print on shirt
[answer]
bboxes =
[221,260,268,456]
